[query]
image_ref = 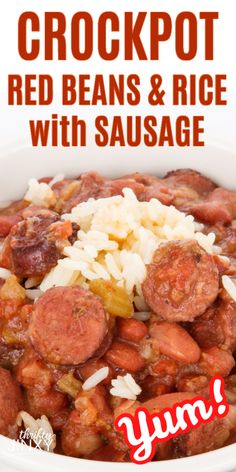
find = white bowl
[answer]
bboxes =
[0,146,236,472]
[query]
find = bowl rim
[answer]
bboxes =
[0,147,236,471]
[0,435,236,472]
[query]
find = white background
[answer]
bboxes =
[0,0,235,162]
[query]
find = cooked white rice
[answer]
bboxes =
[0,268,12,280]
[133,311,151,321]
[25,277,40,289]
[17,411,56,452]
[110,374,142,400]
[25,289,43,301]
[24,178,55,208]
[38,187,219,307]
[222,275,236,302]
[218,255,230,263]
[49,173,65,187]
[82,366,109,391]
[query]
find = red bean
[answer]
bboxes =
[117,318,148,343]
[25,387,68,419]
[199,347,235,377]
[149,321,201,364]
[139,375,174,402]
[105,341,145,373]
[78,360,114,386]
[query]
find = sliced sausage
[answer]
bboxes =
[143,391,196,413]
[101,178,146,199]
[224,375,236,404]
[164,169,216,195]
[61,172,105,213]
[1,212,73,278]
[226,404,236,430]
[176,416,230,456]
[187,188,236,225]
[163,170,217,211]
[170,186,201,210]
[100,174,174,206]
[0,366,23,438]
[188,202,232,225]
[29,286,108,365]
[140,182,174,206]
[142,240,219,322]
[143,390,231,457]
[206,222,236,257]
[124,175,174,205]
[1,212,61,277]
[91,330,113,360]
[191,298,236,353]
[149,321,201,364]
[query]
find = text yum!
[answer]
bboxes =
[115,377,229,464]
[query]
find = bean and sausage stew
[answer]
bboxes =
[0,169,236,461]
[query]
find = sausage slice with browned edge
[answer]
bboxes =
[1,211,60,277]
[142,240,219,322]
[29,286,108,365]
